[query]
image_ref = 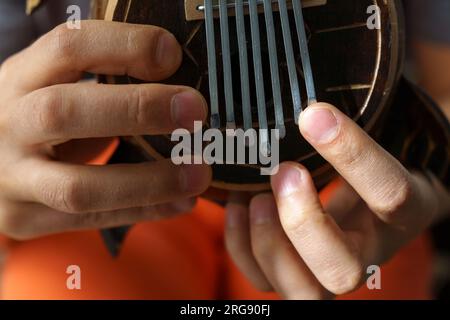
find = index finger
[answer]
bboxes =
[298,103,425,226]
[2,21,182,92]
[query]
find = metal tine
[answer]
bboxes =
[263,0,286,139]
[248,0,270,155]
[235,0,252,132]
[292,0,317,105]
[219,0,236,129]
[204,0,221,128]
[278,0,302,124]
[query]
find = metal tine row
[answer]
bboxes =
[204,0,315,149]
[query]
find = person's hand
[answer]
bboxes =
[225,103,450,299]
[0,21,211,239]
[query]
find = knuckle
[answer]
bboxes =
[370,174,413,218]
[129,26,178,76]
[58,176,88,213]
[128,87,154,128]
[282,212,308,235]
[282,204,323,235]
[326,263,365,295]
[43,24,78,61]
[26,88,65,136]
[42,175,88,213]
[125,28,141,56]
[332,133,368,169]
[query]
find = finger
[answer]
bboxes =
[4,21,182,92]
[299,103,422,225]
[225,197,273,292]
[0,198,196,240]
[14,158,211,214]
[271,163,365,295]
[11,83,206,144]
[249,193,332,299]
[323,178,361,224]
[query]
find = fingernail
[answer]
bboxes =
[301,107,339,144]
[171,91,207,131]
[180,165,211,194]
[156,32,179,71]
[272,166,303,198]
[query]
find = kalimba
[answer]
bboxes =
[90,0,448,255]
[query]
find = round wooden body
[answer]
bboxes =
[97,0,404,190]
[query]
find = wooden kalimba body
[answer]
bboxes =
[91,0,450,255]
[94,0,448,192]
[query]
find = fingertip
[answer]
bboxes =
[155,30,182,76]
[271,162,310,199]
[180,164,213,195]
[171,88,208,131]
[299,103,338,127]
[299,104,340,145]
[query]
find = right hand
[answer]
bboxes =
[0,20,212,240]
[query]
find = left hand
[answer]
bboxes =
[225,103,450,299]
